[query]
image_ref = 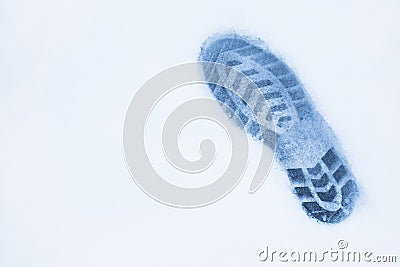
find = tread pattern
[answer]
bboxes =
[287,148,358,223]
[199,34,359,224]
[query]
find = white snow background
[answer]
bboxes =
[1,0,399,266]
